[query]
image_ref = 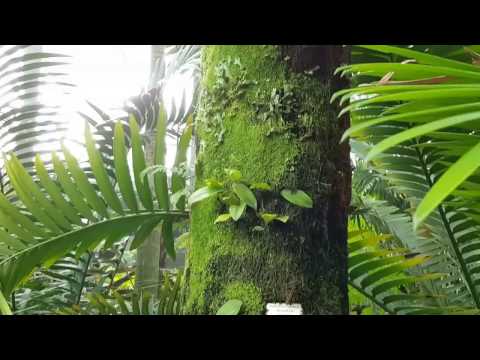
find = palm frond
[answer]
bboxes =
[347,229,474,314]
[0,45,74,197]
[337,45,480,309]
[58,270,184,315]
[0,106,192,297]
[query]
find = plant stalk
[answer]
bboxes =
[0,289,13,315]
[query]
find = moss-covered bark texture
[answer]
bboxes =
[187,46,351,315]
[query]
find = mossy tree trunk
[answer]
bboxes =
[187,45,351,315]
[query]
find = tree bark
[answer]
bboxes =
[134,45,167,299]
[187,45,351,315]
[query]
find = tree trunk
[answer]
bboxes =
[135,45,167,299]
[186,45,351,315]
[135,131,162,298]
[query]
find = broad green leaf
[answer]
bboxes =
[250,182,272,191]
[216,299,243,315]
[225,169,242,182]
[232,183,257,210]
[280,189,313,208]
[229,202,247,221]
[260,213,289,225]
[215,214,233,224]
[205,179,224,190]
[188,187,222,206]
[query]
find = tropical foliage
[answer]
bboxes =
[0,45,199,315]
[4,44,480,315]
[337,45,480,313]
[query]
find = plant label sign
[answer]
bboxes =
[266,303,303,315]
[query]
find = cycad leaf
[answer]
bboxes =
[415,141,480,227]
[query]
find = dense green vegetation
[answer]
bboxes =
[2,45,480,315]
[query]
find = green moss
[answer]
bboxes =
[222,282,264,315]
[187,45,348,315]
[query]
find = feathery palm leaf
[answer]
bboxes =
[0,107,192,298]
[337,45,480,309]
[0,45,74,197]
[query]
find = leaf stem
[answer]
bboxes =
[0,289,12,315]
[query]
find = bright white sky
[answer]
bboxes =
[43,45,151,111]
[36,45,189,168]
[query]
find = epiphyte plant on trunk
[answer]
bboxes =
[188,167,313,228]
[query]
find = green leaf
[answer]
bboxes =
[229,202,247,221]
[51,152,96,222]
[0,213,176,296]
[62,144,109,218]
[216,299,243,315]
[232,183,257,210]
[129,115,154,210]
[414,141,480,228]
[205,179,224,190]
[250,182,272,191]
[220,194,240,206]
[215,214,233,224]
[34,154,82,226]
[171,189,188,210]
[281,189,313,208]
[171,118,193,211]
[366,111,480,161]
[0,290,12,315]
[188,187,222,206]
[85,123,124,215]
[225,169,242,182]
[260,213,289,225]
[5,155,63,234]
[162,220,176,260]
[114,121,138,212]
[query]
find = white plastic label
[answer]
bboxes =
[266,303,303,315]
